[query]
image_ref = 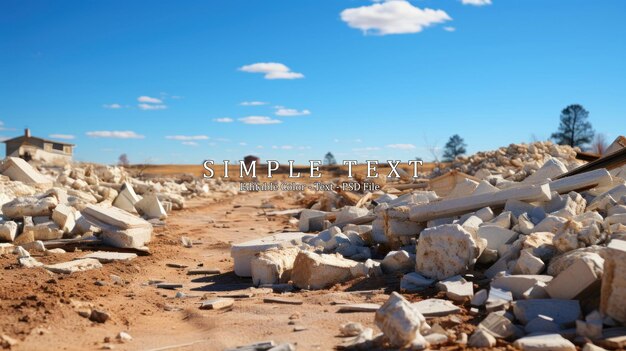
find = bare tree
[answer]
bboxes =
[423,134,440,163]
[118,153,129,167]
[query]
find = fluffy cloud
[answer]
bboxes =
[137,96,163,104]
[443,26,456,32]
[165,135,209,141]
[86,131,145,139]
[49,134,75,140]
[181,141,198,146]
[387,143,416,150]
[138,103,167,110]
[340,0,451,35]
[239,62,304,80]
[103,103,123,109]
[275,108,311,117]
[214,117,234,123]
[462,0,492,6]
[239,116,282,125]
[240,101,268,106]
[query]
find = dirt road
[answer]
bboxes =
[2,191,426,350]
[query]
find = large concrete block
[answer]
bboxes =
[513,334,575,351]
[546,258,602,300]
[230,232,309,277]
[478,225,519,250]
[0,157,52,186]
[134,194,167,220]
[52,203,76,233]
[600,239,626,323]
[0,220,18,241]
[82,204,153,249]
[250,247,300,286]
[513,299,581,325]
[415,224,478,280]
[1,195,58,219]
[374,292,427,348]
[112,182,141,214]
[291,251,359,290]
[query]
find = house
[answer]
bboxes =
[3,129,74,163]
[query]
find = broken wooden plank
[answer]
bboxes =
[409,183,551,222]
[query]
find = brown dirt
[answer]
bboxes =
[0,191,491,351]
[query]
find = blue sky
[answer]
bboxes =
[1,0,625,164]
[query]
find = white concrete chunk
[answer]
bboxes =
[134,194,167,220]
[492,275,553,300]
[513,299,581,325]
[231,232,308,277]
[513,334,575,351]
[250,247,300,286]
[0,157,52,186]
[381,250,414,273]
[81,251,138,263]
[436,275,473,302]
[513,250,545,275]
[412,298,460,317]
[546,258,601,299]
[1,196,58,219]
[0,220,18,241]
[468,330,496,348]
[112,182,141,213]
[600,239,626,324]
[400,272,435,292]
[523,158,568,184]
[291,251,359,290]
[478,225,519,250]
[52,203,76,233]
[374,292,427,348]
[415,224,478,280]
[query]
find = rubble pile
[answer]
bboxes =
[449,141,585,182]
[0,157,237,257]
[229,144,626,350]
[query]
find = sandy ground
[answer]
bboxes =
[0,191,490,351]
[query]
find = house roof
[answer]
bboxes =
[2,135,75,146]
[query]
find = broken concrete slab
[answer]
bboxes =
[374,292,427,348]
[412,298,460,317]
[600,239,626,324]
[0,157,52,186]
[298,209,327,232]
[134,194,167,220]
[112,182,141,214]
[436,275,473,302]
[513,299,581,325]
[478,225,519,250]
[400,272,435,292]
[550,168,613,195]
[231,232,308,277]
[546,258,602,300]
[415,224,478,280]
[491,275,553,300]
[199,298,234,310]
[82,204,153,249]
[291,251,359,290]
[44,258,103,274]
[337,303,381,313]
[80,251,138,263]
[478,312,516,339]
[525,315,561,334]
[409,183,551,222]
[513,250,545,275]
[31,220,64,240]
[250,246,300,286]
[523,158,568,184]
[51,203,76,233]
[1,195,58,219]
[468,329,496,348]
[513,333,576,351]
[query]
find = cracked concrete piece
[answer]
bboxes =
[513,299,581,325]
[374,292,427,348]
[291,251,359,290]
[251,246,300,286]
[478,225,519,250]
[415,224,478,280]
[600,239,626,323]
[546,258,602,300]
[513,333,575,351]
[2,195,58,219]
[231,232,308,277]
[44,258,103,274]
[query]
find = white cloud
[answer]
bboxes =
[86,131,145,139]
[443,26,456,32]
[137,96,163,104]
[49,134,75,140]
[214,117,234,123]
[165,135,209,141]
[138,103,167,110]
[240,101,268,106]
[340,0,451,35]
[387,143,416,150]
[103,103,123,109]
[462,0,492,6]
[275,108,311,117]
[239,62,304,80]
[239,116,282,125]
[353,146,381,151]
[181,141,198,146]
[272,145,294,150]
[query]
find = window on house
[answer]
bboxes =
[52,143,64,151]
